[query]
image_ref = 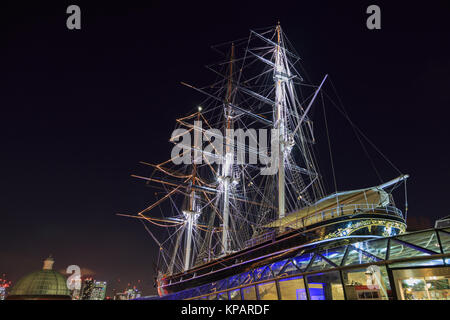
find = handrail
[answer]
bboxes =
[244,230,275,248]
[284,203,403,230]
[246,204,403,248]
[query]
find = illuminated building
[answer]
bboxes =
[80,278,94,300]
[80,278,107,300]
[0,275,11,300]
[0,287,6,300]
[114,288,141,300]
[90,281,107,300]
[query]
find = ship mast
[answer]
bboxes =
[183,113,202,271]
[275,23,286,221]
[221,43,235,255]
[126,25,330,275]
[122,25,408,284]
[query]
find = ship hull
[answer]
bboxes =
[158,211,406,296]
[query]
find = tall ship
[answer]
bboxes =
[123,24,450,300]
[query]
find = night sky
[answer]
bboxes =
[1,1,449,296]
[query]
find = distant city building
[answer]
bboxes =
[90,281,107,300]
[114,288,141,300]
[0,275,11,300]
[80,278,107,300]
[6,256,71,300]
[0,287,6,300]
[80,278,94,300]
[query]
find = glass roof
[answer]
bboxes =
[163,228,450,300]
[344,246,380,266]
[318,246,346,266]
[389,239,431,260]
[254,266,272,282]
[292,253,314,272]
[357,238,388,260]
[307,254,334,272]
[396,230,441,253]
[438,231,450,253]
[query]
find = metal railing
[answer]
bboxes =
[291,203,403,230]
[245,204,403,248]
[244,230,276,248]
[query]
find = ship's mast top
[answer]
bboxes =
[275,22,286,221]
[221,43,235,255]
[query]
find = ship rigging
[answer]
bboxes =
[119,24,409,296]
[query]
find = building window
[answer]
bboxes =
[241,286,257,300]
[393,266,450,300]
[306,271,345,300]
[257,281,278,300]
[357,291,380,299]
[229,289,241,300]
[278,276,307,300]
[342,266,391,300]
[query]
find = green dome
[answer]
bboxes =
[9,270,70,297]
[8,256,71,299]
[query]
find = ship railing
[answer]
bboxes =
[244,230,276,248]
[273,203,403,231]
[244,204,402,249]
[294,203,402,229]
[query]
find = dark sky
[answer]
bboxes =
[1,1,449,296]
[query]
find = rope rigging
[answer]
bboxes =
[120,25,410,278]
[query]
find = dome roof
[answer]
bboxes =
[7,256,71,299]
